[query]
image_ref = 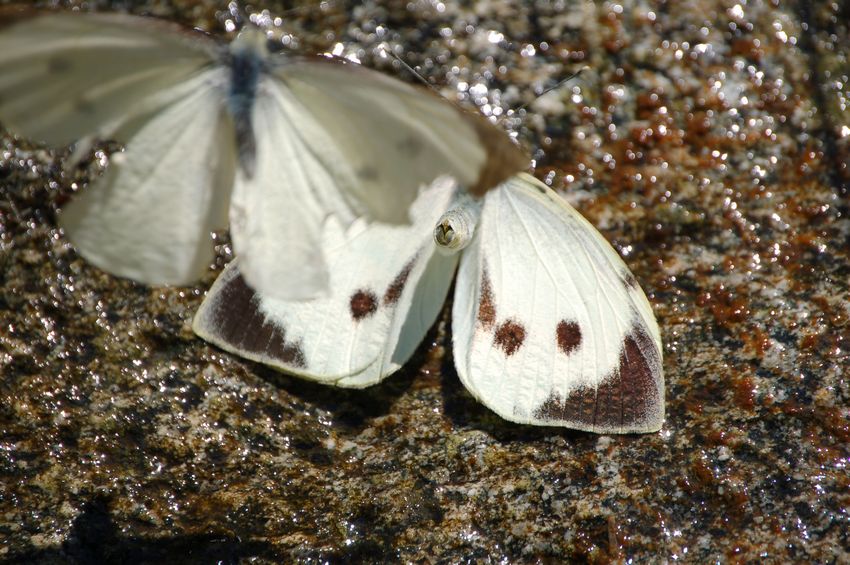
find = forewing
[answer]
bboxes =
[270,57,529,224]
[194,179,459,387]
[452,173,664,433]
[59,69,236,287]
[228,79,339,300]
[0,10,217,145]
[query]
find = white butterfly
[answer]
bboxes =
[193,173,665,433]
[0,10,527,299]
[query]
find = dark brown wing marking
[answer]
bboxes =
[556,320,582,355]
[493,319,526,357]
[383,257,417,306]
[349,289,378,320]
[533,322,662,431]
[476,262,526,357]
[533,386,596,427]
[203,271,306,368]
[615,323,662,427]
[477,264,496,328]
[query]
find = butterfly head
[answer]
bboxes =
[433,202,480,254]
[231,26,270,59]
[434,218,462,250]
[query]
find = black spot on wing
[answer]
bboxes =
[350,289,378,320]
[204,271,306,368]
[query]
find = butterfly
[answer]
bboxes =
[0,9,527,299]
[193,173,664,433]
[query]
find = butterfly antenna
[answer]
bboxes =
[508,65,591,117]
[378,43,439,92]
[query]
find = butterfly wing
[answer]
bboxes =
[227,79,341,301]
[0,10,218,146]
[194,179,459,387]
[0,11,236,286]
[58,69,236,286]
[271,57,529,222]
[232,57,527,300]
[452,173,664,433]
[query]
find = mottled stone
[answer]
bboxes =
[1,1,848,563]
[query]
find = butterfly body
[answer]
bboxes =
[223,29,265,177]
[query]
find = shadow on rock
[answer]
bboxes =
[9,495,278,565]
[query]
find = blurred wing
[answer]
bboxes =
[59,69,236,286]
[452,173,664,433]
[195,179,459,387]
[271,57,529,224]
[236,59,527,300]
[228,80,334,301]
[0,10,217,145]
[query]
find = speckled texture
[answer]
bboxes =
[1,0,848,562]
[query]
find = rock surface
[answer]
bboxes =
[1,0,848,562]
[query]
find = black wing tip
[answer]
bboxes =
[195,268,307,369]
[530,322,664,434]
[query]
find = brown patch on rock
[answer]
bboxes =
[383,257,417,306]
[494,319,526,357]
[350,289,378,320]
[556,320,582,355]
[733,376,756,410]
